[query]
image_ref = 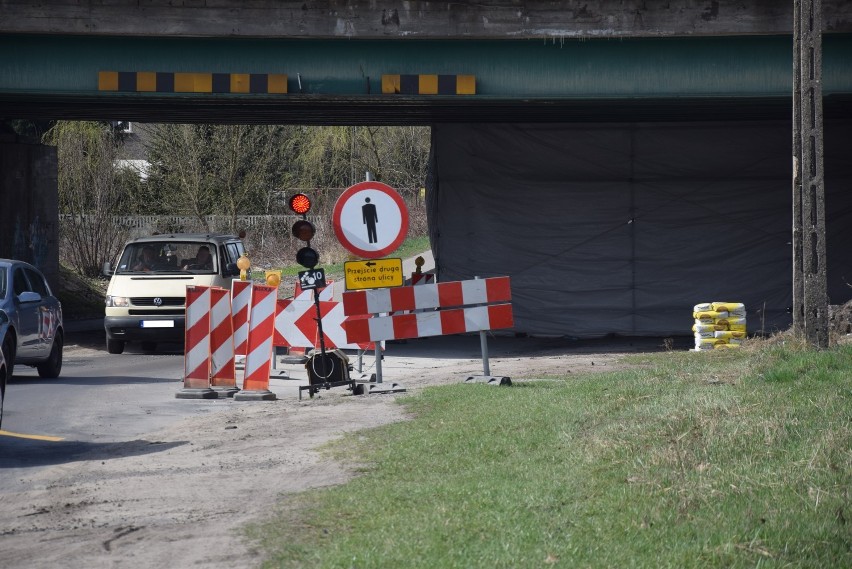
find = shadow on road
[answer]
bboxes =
[380,333,694,360]
[9,374,178,386]
[0,437,187,468]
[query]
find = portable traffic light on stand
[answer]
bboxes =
[288,193,339,389]
[289,193,318,268]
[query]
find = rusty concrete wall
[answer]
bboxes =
[1,1,851,38]
[0,138,59,288]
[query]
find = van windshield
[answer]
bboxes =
[115,242,217,274]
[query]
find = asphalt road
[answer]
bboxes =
[0,322,686,496]
[0,327,311,494]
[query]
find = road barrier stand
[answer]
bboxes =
[342,276,515,388]
[177,286,217,399]
[209,286,239,397]
[300,348,357,399]
[234,284,278,401]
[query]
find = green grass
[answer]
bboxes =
[388,235,431,262]
[55,263,108,319]
[249,340,852,568]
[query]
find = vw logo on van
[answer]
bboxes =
[153,297,163,306]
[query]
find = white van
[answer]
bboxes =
[103,233,246,354]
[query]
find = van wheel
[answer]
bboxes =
[37,330,63,378]
[107,339,125,355]
[141,341,157,353]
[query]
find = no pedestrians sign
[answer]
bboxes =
[332,181,409,259]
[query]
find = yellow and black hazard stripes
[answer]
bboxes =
[99,71,474,95]
[98,71,288,94]
[382,74,475,95]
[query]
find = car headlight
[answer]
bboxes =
[106,295,130,307]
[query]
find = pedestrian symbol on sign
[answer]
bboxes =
[362,198,379,243]
[333,181,409,259]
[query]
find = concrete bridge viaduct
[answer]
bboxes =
[2,1,852,336]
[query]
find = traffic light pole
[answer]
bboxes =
[312,287,328,361]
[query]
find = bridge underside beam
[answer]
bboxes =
[2,33,852,125]
[4,93,852,126]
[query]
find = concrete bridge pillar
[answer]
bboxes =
[0,134,59,287]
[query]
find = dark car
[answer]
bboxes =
[0,309,8,428]
[0,259,64,379]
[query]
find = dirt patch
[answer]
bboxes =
[829,301,852,336]
[0,335,669,568]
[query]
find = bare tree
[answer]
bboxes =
[292,125,430,191]
[210,125,298,230]
[145,124,215,229]
[43,121,130,276]
[145,124,299,228]
[292,126,355,190]
[360,126,430,190]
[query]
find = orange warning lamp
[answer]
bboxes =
[265,270,281,287]
[236,253,251,281]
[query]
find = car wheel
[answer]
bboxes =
[37,330,63,378]
[141,341,157,353]
[107,339,125,355]
[1,332,14,382]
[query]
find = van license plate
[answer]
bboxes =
[141,320,174,328]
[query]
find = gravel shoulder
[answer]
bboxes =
[0,333,675,568]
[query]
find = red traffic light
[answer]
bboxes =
[288,193,312,215]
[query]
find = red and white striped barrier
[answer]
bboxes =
[342,276,513,344]
[209,286,238,395]
[273,298,374,350]
[294,279,334,301]
[234,284,277,401]
[184,285,211,382]
[231,279,252,357]
[410,272,434,286]
[177,286,217,399]
[344,276,511,315]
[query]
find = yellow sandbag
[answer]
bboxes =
[693,323,725,333]
[695,338,728,349]
[717,317,746,330]
[711,302,744,313]
[693,302,713,312]
[712,302,746,317]
[715,315,746,329]
[714,330,746,340]
[693,310,729,323]
[713,343,741,349]
[694,330,715,339]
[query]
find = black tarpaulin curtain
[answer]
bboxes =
[427,120,852,338]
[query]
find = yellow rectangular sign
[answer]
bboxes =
[344,258,403,290]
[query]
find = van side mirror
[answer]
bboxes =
[102,261,113,277]
[224,262,239,277]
